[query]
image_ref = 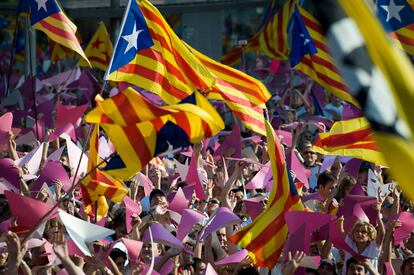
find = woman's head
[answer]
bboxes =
[337,176,356,201]
[351,221,376,244]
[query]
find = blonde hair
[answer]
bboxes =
[351,221,377,242]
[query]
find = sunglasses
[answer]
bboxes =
[208,200,219,205]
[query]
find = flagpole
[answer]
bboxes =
[25,12,39,140]
[6,14,19,97]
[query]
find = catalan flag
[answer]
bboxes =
[106,0,214,104]
[311,0,414,201]
[313,118,386,165]
[230,120,303,268]
[81,125,128,218]
[221,0,296,66]
[377,0,414,55]
[85,88,224,179]
[50,40,75,64]
[29,0,90,65]
[78,22,113,71]
[290,7,358,106]
[186,43,271,136]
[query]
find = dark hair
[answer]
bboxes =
[236,265,260,275]
[346,258,367,274]
[110,248,127,261]
[336,175,356,201]
[317,171,337,188]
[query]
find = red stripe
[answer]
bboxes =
[38,17,78,45]
[301,13,323,35]
[118,60,190,100]
[309,51,340,74]
[318,128,373,148]
[262,245,284,268]
[171,112,191,137]
[151,117,165,132]
[100,115,114,124]
[111,90,142,124]
[88,56,109,66]
[311,39,331,56]
[140,96,170,117]
[276,9,285,55]
[202,120,212,138]
[231,110,266,131]
[122,125,153,167]
[394,32,414,46]
[221,48,242,65]
[346,142,379,151]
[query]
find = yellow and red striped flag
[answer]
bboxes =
[85,88,224,179]
[221,0,296,66]
[187,43,271,136]
[313,118,386,165]
[30,0,90,65]
[79,22,113,71]
[230,120,303,268]
[105,0,214,104]
[81,125,128,218]
[290,7,358,106]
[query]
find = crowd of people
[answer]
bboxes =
[0,52,413,275]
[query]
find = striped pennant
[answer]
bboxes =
[81,125,128,207]
[78,22,113,71]
[313,118,386,165]
[187,43,271,136]
[106,0,214,104]
[230,120,303,268]
[221,0,296,66]
[292,7,358,106]
[30,0,90,65]
[85,89,224,179]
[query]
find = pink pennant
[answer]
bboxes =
[134,173,153,196]
[0,112,13,144]
[46,146,65,162]
[244,196,266,220]
[286,151,309,188]
[203,263,218,275]
[168,188,189,214]
[342,104,362,120]
[213,124,242,159]
[33,161,71,193]
[4,190,59,228]
[186,154,205,200]
[124,196,142,233]
[50,101,88,142]
[245,162,271,190]
[176,209,207,240]
[337,195,378,231]
[142,222,184,250]
[344,158,362,180]
[38,98,55,128]
[41,68,81,88]
[0,178,19,194]
[0,158,21,189]
[121,238,143,264]
[200,207,241,239]
[393,212,414,247]
[215,249,249,265]
[275,130,292,147]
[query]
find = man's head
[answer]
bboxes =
[318,259,337,275]
[401,255,414,275]
[317,171,338,199]
[207,198,220,215]
[216,227,228,252]
[149,189,167,207]
[346,258,368,275]
[301,141,317,167]
[109,248,127,273]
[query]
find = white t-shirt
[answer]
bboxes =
[343,236,381,274]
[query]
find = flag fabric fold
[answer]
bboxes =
[311,0,414,201]
[106,0,215,104]
[85,88,224,179]
[30,0,90,64]
[230,120,303,268]
[313,117,386,165]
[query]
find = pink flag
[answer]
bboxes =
[33,161,71,192]
[186,154,205,200]
[142,222,184,250]
[245,162,271,190]
[0,112,12,144]
[121,238,143,264]
[50,102,88,142]
[133,173,153,196]
[42,68,81,88]
[176,209,207,240]
[203,263,218,275]
[200,207,241,239]
[4,190,58,228]
[168,188,189,214]
[213,124,242,159]
[286,151,309,188]
[123,196,142,233]
[46,146,66,162]
[244,196,266,220]
[275,130,292,147]
[344,158,362,180]
[393,212,414,247]
[215,249,249,265]
[0,158,21,189]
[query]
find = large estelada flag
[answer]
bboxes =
[230,120,303,268]
[29,0,90,65]
[289,6,358,106]
[105,0,215,104]
[85,88,224,179]
[78,22,113,71]
[313,118,386,165]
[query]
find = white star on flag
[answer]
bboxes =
[300,33,310,46]
[35,0,48,12]
[121,23,144,54]
[380,0,405,22]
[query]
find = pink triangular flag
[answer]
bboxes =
[176,209,207,240]
[213,124,242,159]
[0,178,19,194]
[42,68,81,88]
[200,207,241,239]
[5,190,58,228]
[244,196,266,220]
[275,130,292,147]
[133,173,153,196]
[286,151,309,188]
[175,160,189,180]
[50,102,88,142]
[203,263,218,275]
[245,162,271,190]
[393,212,414,247]
[33,161,71,192]
[0,158,21,189]
[186,154,205,200]
[46,146,66,162]
[121,238,143,264]
[65,136,88,176]
[168,187,189,214]
[14,143,44,175]
[344,158,362,180]
[124,196,142,233]
[142,222,184,250]
[14,130,37,146]
[215,249,249,265]
[0,112,13,144]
